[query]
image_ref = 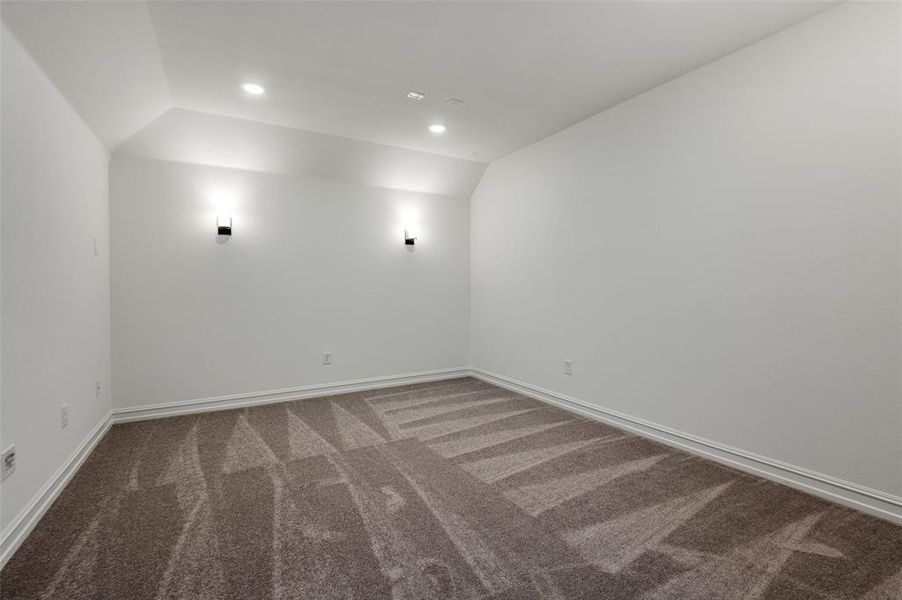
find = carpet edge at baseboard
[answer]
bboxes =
[111,367,472,423]
[0,411,113,569]
[469,366,902,525]
[0,367,471,569]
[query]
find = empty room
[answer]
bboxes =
[1,1,900,598]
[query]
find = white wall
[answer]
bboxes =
[0,27,111,530]
[111,157,470,409]
[471,2,901,499]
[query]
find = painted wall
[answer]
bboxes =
[0,28,111,530]
[470,2,901,497]
[110,157,470,409]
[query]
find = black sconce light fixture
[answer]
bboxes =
[217,215,232,236]
[404,225,417,245]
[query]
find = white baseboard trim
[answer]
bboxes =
[0,368,471,568]
[0,411,113,569]
[471,367,902,524]
[111,367,472,423]
[4,366,898,571]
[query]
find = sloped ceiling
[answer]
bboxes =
[146,0,838,162]
[1,1,170,148]
[2,0,839,194]
[116,108,487,198]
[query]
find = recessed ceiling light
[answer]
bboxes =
[406,91,425,100]
[428,123,446,134]
[241,82,265,95]
[445,98,465,106]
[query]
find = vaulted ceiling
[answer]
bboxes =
[3,1,838,164]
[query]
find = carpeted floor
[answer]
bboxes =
[1,378,901,599]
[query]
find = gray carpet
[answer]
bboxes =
[1,377,901,599]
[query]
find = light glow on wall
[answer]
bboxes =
[201,184,243,239]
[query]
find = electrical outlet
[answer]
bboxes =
[564,360,573,376]
[322,351,332,365]
[61,404,69,429]
[2,446,15,481]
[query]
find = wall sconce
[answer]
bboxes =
[404,225,418,245]
[217,215,232,236]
